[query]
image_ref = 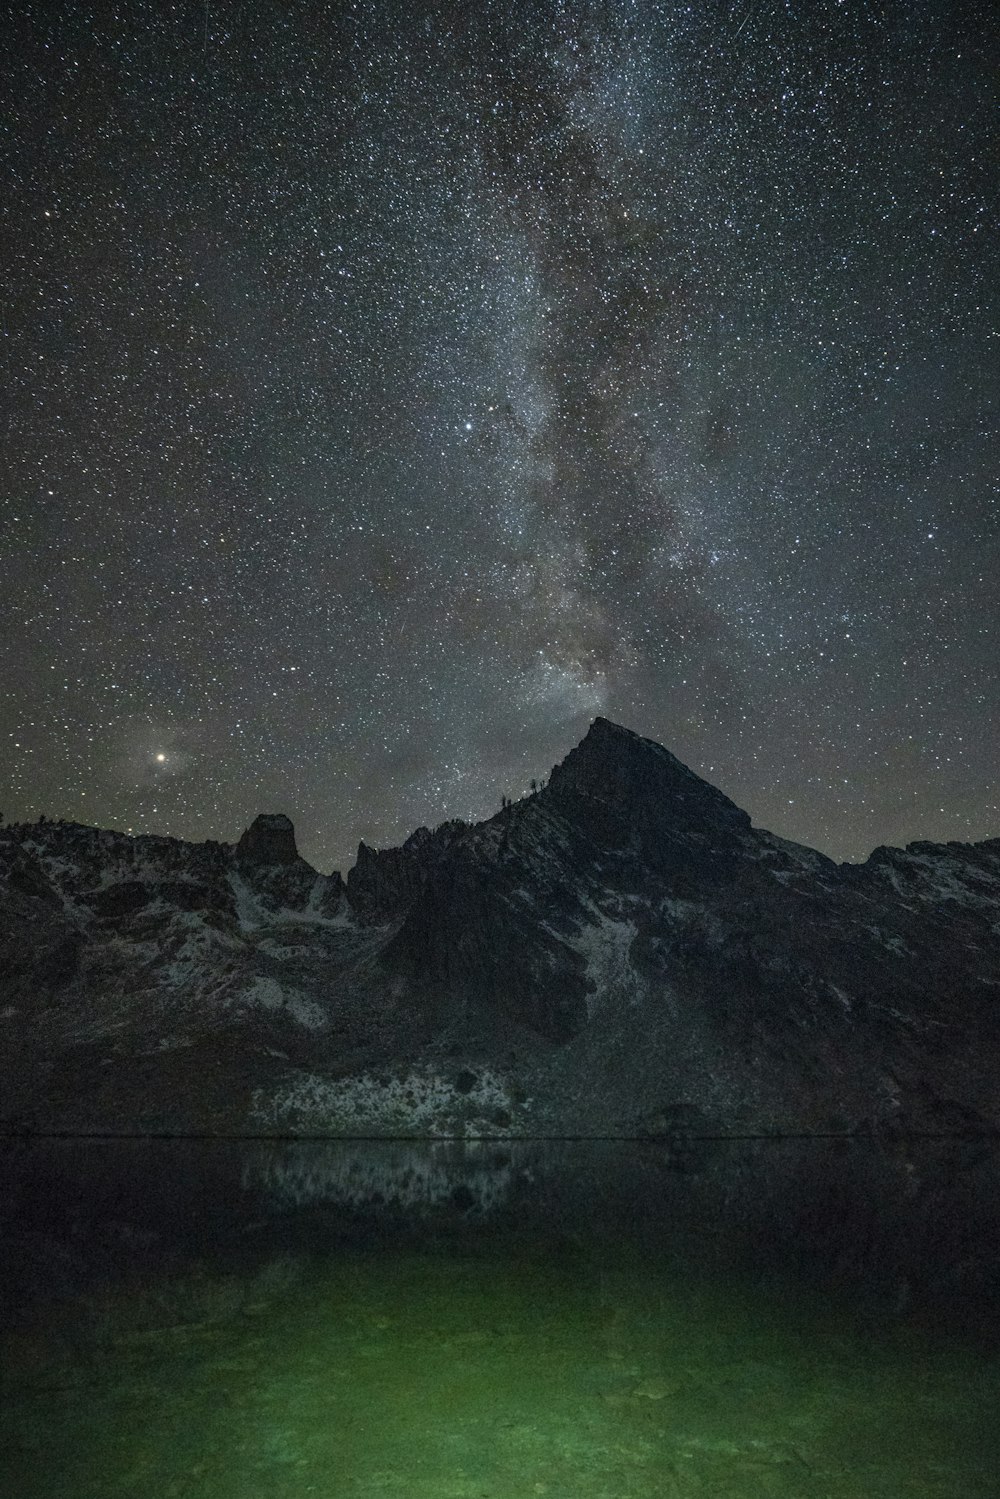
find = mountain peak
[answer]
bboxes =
[545,717,750,850]
[236,813,300,866]
[582,716,702,761]
[588,715,640,739]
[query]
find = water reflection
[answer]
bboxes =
[2,1137,999,1497]
[7,1135,997,1314]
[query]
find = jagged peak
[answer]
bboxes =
[582,717,705,775]
[589,715,643,741]
[404,819,467,854]
[546,717,749,829]
[237,813,301,866]
[253,812,294,831]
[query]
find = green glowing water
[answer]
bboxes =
[2,1139,998,1497]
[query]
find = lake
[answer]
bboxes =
[2,1136,998,1497]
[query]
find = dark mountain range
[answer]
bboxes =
[1,718,998,1137]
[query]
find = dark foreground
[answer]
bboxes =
[2,1136,999,1497]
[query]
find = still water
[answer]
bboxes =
[2,1136,998,1498]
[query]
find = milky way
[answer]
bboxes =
[2,0,997,871]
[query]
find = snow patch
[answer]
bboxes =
[871,849,1000,910]
[864,924,912,957]
[162,912,219,988]
[572,910,638,1013]
[231,975,327,1029]
[155,1034,193,1051]
[251,1066,518,1135]
[304,876,351,924]
[828,983,853,1013]
[227,867,350,933]
[902,853,996,907]
[228,868,265,932]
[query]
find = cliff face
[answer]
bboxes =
[1,719,998,1137]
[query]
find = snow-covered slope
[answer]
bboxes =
[1,719,998,1136]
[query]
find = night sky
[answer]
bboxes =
[2,0,997,874]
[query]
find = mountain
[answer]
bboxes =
[1,718,998,1137]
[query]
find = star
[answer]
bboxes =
[0,0,995,870]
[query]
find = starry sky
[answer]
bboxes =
[2,0,997,873]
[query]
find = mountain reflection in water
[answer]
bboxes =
[2,1137,998,1498]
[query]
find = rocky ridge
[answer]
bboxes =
[1,718,998,1136]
